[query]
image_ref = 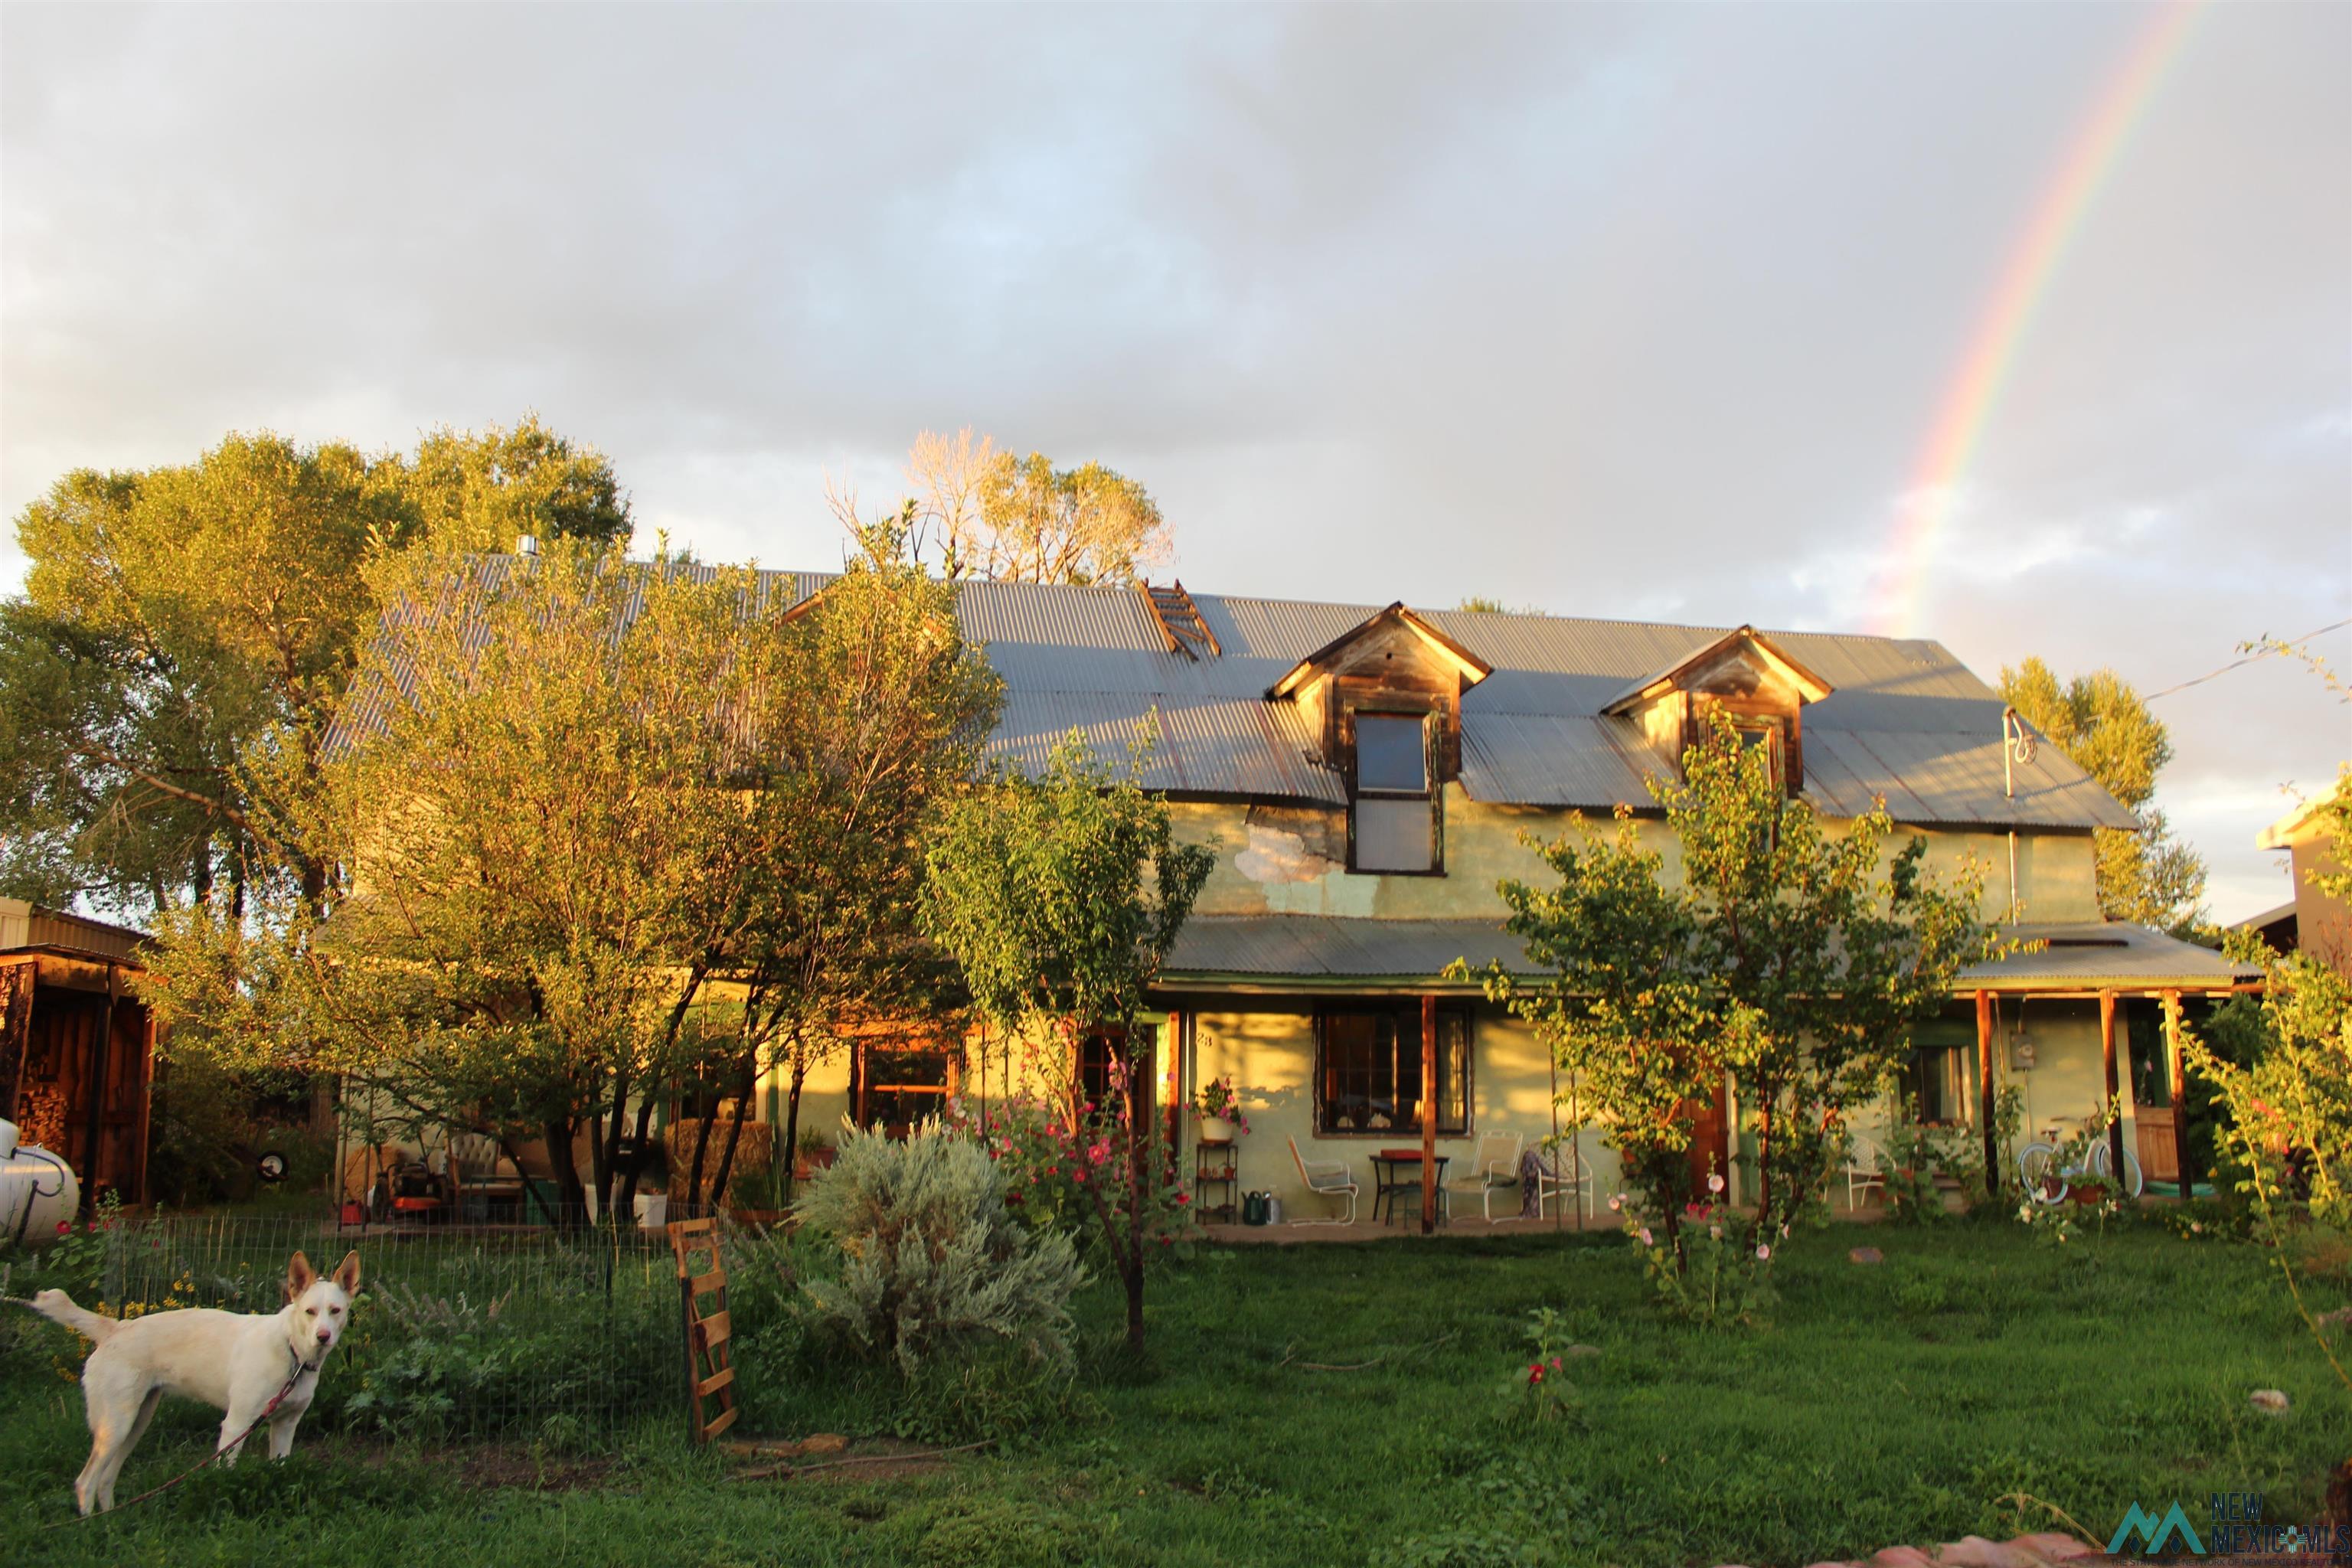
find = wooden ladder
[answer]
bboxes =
[666,1217,738,1442]
[1138,580,1220,661]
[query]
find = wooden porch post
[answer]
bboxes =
[0,961,32,1122]
[1420,994,1438,1236]
[1975,989,1997,1201]
[2163,989,2190,1200]
[2100,991,2126,1197]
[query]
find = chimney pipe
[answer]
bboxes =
[515,534,539,557]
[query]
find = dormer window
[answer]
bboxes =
[1350,713,1437,874]
[1600,624,1831,798]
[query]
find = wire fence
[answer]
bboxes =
[7,1208,730,1448]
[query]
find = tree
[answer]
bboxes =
[921,730,1213,1349]
[665,526,1002,1213]
[146,540,746,1223]
[1998,657,2207,932]
[1469,710,1995,1259]
[0,420,632,921]
[834,430,1170,586]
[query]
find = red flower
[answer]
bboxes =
[1174,1193,1190,1205]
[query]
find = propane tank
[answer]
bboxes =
[0,1119,80,1246]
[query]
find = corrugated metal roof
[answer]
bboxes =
[1162,915,2259,995]
[0,899,149,964]
[332,561,2137,829]
[1959,923,2262,992]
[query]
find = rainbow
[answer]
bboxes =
[1869,0,2207,638]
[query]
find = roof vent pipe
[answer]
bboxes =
[515,534,539,557]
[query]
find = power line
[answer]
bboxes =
[2142,617,2351,702]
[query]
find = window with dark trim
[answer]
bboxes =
[1076,1024,1158,1112]
[855,1041,954,1136]
[1314,1002,1469,1136]
[1349,713,1439,874]
[1733,719,1785,792]
[1900,1020,1973,1125]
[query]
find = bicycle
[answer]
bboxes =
[2016,1120,2142,1205]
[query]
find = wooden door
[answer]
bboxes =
[2135,1109,2178,1183]
[1684,1082,1731,1200]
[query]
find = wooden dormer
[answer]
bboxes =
[1600,625,1831,794]
[1266,603,1491,777]
[1267,605,1491,874]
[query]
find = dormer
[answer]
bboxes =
[1266,603,1491,874]
[1600,625,1831,795]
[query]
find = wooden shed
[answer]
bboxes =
[0,900,155,1207]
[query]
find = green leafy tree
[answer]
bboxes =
[1468,710,1994,1266]
[1998,657,2206,932]
[854,430,1169,586]
[0,420,632,920]
[922,730,1213,1349]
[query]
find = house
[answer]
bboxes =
[746,576,2258,1218]
[2252,786,2350,975]
[0,899,156,1208]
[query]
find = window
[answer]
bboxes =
[856,1043,953,1135]
[1733,720,1785,792]
[1351,713,1437,874]
[1900,1020,1973,1125]
[1076,1025,1158,1112]
[1315,1003,1469,1136]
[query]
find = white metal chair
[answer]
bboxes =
[1288,1134,1360,1225]
[1446,1132,1525,1220]
[1843,1135,1889,1210]
[1531,1135,1592,1220]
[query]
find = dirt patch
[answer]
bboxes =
[297,1434,622,1492]
[727,1436,988,1485]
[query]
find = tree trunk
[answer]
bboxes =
[708,1058,756,1212]
[544,1116,588,1230]
[781,1059,807,1206]
[615,1093,658,1221]
[1123,1029,1150,1350]
[686,1089,716,1212]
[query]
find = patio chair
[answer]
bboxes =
[1445,1131,1525,1220]
[1530,1136,1592,1221]
[1287,1134,1359,1225]
[1843,1135,1888,1210]
[451,1132,528,1223]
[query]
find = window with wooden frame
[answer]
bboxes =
[1348,712,1440,874]
[1899,1021,1973,1126]
[1076,1024,1158,1114]
[1313,1002,1469,1137]
[1731,717,1786,793]
[853,1040,956,1137]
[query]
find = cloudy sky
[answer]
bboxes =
[4,2,2346,920]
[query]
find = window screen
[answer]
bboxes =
[1355,715,1427,792]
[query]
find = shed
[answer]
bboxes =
[0,900,155,1207]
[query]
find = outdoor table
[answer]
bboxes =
[1369,1149,1449,1227]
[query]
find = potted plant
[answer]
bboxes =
[792,1129,837,1181]
[1194,1076,1250,1142]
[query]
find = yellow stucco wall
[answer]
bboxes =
[1171,791,2101,926]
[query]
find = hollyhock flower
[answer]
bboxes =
[1755,1243,1771,1261]
[1709,1224,1722,1240]
[1549,1357,1563,1373]
[1707,1173,1725,1194]
[1637,1227,1654,1246]
[1527,1364,1544,1384]
[1607,1194,1623,1213]
[1175,1193,1191,1205]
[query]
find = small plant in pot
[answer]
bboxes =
[794,1129,837,1181]
[1194,1076,1250,1142]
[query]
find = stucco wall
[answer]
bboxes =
[1171,791,2101,926]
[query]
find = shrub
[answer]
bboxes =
[795,1120,1084,1377]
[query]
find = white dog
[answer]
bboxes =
[32,1249,361,1514]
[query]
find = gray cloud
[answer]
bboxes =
[5,1,2346,918]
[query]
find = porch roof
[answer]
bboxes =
[1158,915,2262,998]
[1958,922,2262,996]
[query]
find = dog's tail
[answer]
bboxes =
[23,1288,118,1345]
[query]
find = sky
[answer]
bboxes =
[3,2,2347,923]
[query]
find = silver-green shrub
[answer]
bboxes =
[795,1119,1084,1376]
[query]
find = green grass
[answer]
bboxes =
[5,1221,2344,1567]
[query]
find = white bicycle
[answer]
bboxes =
[2017,1122,2143,1205]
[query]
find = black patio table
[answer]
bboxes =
[1369,1150,1449,1227]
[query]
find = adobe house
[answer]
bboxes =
[351,560,2262,1221]
[0,900,155,1207]
[2249,786,2350,975]
[727,575,2257,1217]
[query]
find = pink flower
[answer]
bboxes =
[1707,1173,1725,1194]
[1637,1227,1654,1246]
[1708,1224,1722,1241]
[1755,1243,1771,1261]
[1606,1194,1623,1213]
[1548,1357,1563,1373]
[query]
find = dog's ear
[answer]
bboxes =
[285,1250,316,1304]
[331,1250,361,1295]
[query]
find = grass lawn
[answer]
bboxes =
[4,1220,2344,1567]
